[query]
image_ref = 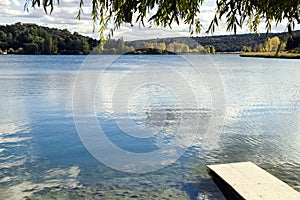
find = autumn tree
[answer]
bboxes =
[264,37,282,52]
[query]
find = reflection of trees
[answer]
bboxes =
[143,108,180,128]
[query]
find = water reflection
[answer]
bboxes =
[73,55,219,173]
[0,56,83,199]
[0,55,299,199]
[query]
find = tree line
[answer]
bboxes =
[92,37,216,54]
[241,34,300,54]
[0,23,299,55]
[0,23,98,55]
[0,23,216,55]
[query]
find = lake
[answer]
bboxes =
[0,54,299,199]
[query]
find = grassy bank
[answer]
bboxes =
[240,52,300,59]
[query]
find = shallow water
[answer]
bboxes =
[0,54,299,199]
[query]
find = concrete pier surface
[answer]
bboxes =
[207,162,300,200]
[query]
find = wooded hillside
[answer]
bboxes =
[0,23,98,55]
[0,23,299,55]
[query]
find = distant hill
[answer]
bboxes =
[0,23,299,54]
[0,23,99,55]
[286,31,300,53]
[193,33,281,52]
[127,32,300,53]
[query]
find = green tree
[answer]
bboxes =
[64,37,72,49]
[7,48,15,54]
[16,47,24,54]
[259,44,265,52]
[118,37,125,53]
[7,33,13,40]
[242,46,252,52]
[44,35,52,54]
[52,38,58,54]
[23,43,39,54]
[0,23,99,55]
[205,46,211,54]
[209,45,215,54]
[0,30,7,40]
[29,0,299,39]
[82,40,90,54]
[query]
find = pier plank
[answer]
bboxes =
[207,162,300,200]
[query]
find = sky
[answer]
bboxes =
[0,0,298,41]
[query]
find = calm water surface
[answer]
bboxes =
[0,55,299,199]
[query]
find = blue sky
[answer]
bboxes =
[0,0,298,41]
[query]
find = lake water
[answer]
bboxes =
[0,54,299,199]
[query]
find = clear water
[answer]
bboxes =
[0,55,299,199]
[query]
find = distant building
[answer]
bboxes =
[15,22,36,27]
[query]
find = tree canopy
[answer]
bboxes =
[0,23,98,54]
[28,0,299,40]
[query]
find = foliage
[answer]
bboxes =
[204,45,215,54]
[133,32,287,52]
[94,38,215,54]
[0,23,98,54]
[242,36,287,53]
[208,0,300,35]
[1,22,299,55]
[133,31,300,53]
[27,0,300,40]
[242,46,252,52]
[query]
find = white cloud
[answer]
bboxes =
[0,0,11,7]
[0,8,28,17]
[12,0,21,7]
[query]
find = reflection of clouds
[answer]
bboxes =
[214,57,300,179]
[222,58,300,126]
[0,166,81,200]
[93,56,214,147]
[0,78,31,171]
[0,98,31,173]
[0,73,31,134]
[0,137,30,144]
[0,64,83,198]
[45,166,80,179]
[0,123,30,135]
[0,176,15,183]
[0,158,26,169]
[73,54,221,173]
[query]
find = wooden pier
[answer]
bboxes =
[207,162,300,200]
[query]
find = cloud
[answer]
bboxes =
[113,25,191,41]
[0,0,12,7]
[12,0,21,7]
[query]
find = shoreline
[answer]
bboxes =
[240,52,300,59]
[216,51,241,54]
